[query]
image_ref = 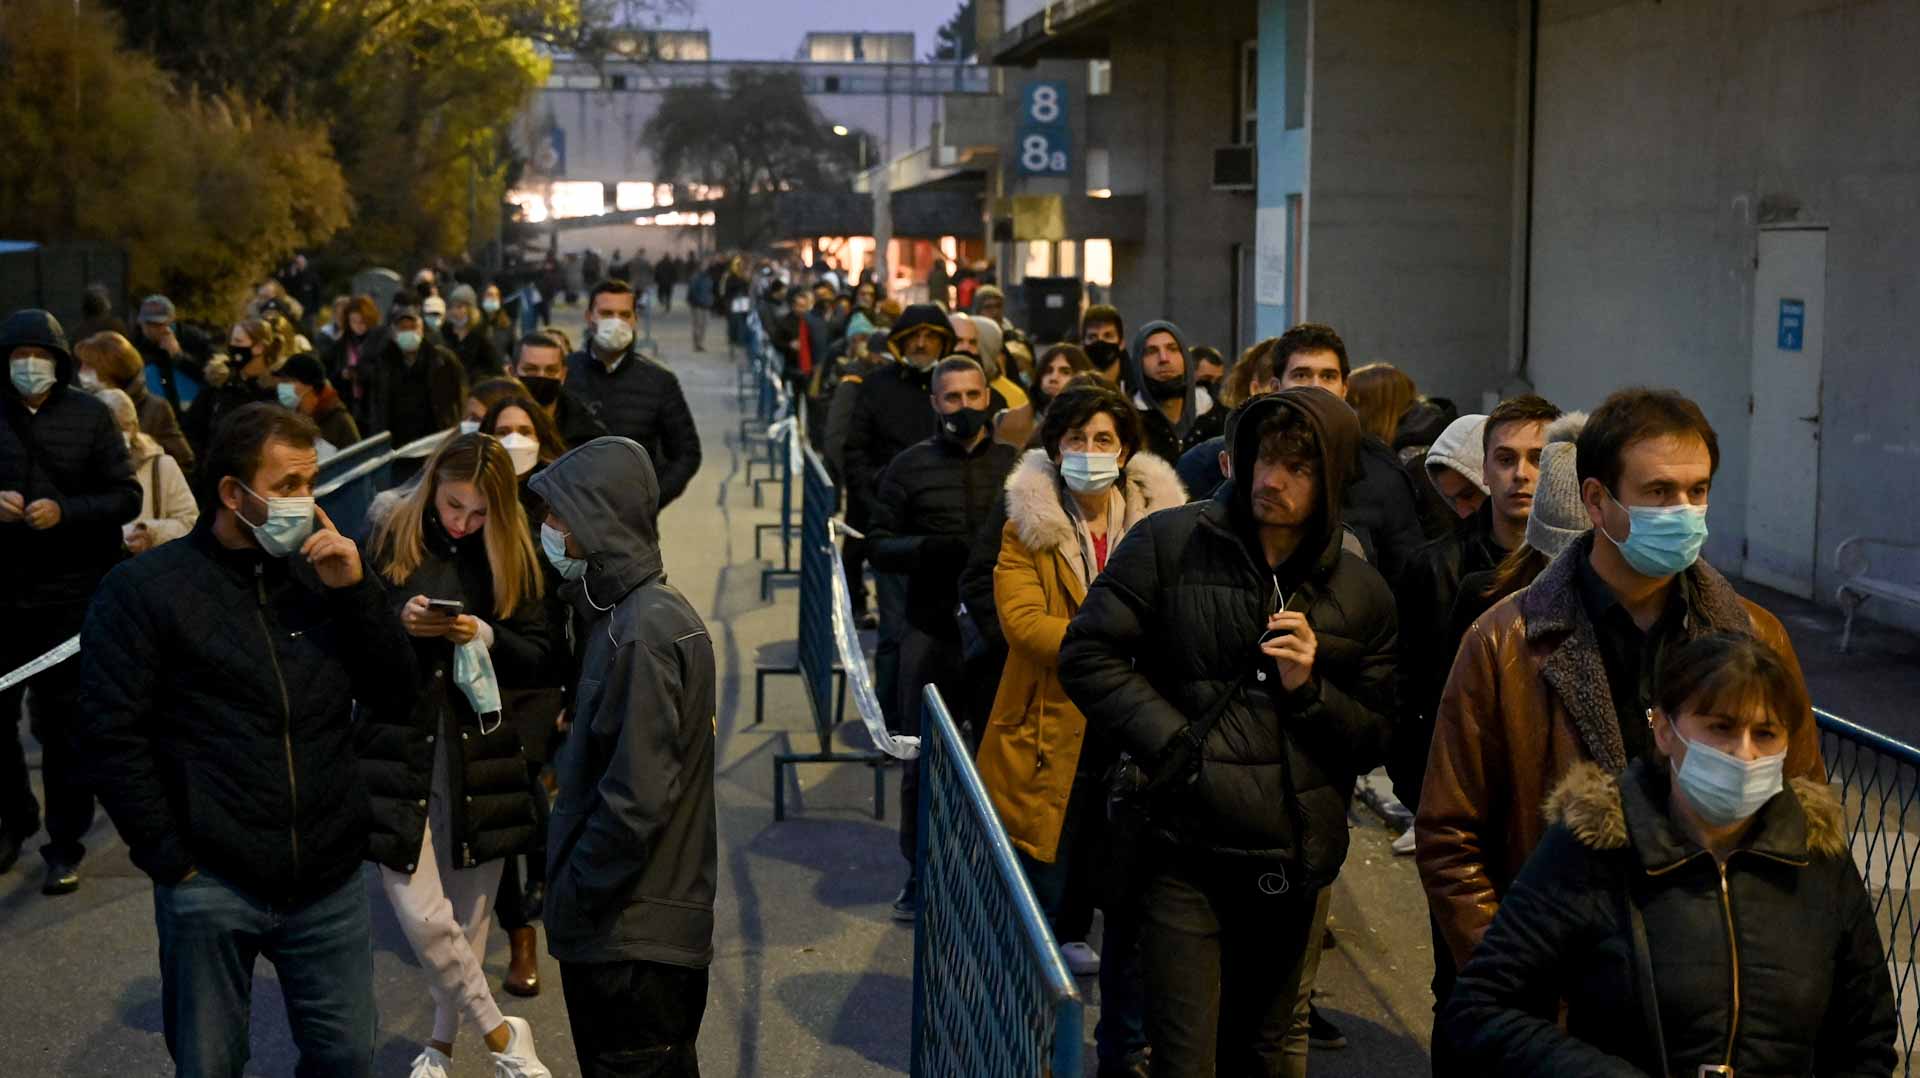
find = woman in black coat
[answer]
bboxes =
[360,432,556,1072]
[1444,632,1898,1078]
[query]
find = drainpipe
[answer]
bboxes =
[1506,0,1540,394]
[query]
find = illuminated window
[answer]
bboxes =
[1024,240,1051,279]
[1087,148,1111,198]
[1058,240,1077,278]
[1089,59,1111,96]
[655,184,675,208]
[506,189,548,224]
[616,182,655,211]
[548,181,605,220]
[1083,238,1113,287]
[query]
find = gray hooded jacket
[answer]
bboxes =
[529,437,717,968]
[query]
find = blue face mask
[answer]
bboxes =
[237,481,316,558]
[394,330,423,353]
[1668,722,1785,827]
[275,382,302,409]
[540,522,588,581]
[1602,491,1708,578]
[454,638,504,735]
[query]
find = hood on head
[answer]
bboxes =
[973,317,1004,374]
[887,303,955,362]
[528,436,663,604]
[1,309,76,397]
[1425,414,1490,495]
[1229,389,1359,575]
[1126,319,1200,436]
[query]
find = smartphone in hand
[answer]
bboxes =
[426,598,465,617]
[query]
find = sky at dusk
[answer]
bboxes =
[666,0,964,60]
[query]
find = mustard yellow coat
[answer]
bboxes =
[976,448,1185,862]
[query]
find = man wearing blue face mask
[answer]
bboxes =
[364,304,467,475]
[1416,387,1825,1043]
[76,402,414,1076]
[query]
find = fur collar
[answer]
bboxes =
[1519,532,1755,771]
[1002,448,1185,554]
[1546,760,1846,861]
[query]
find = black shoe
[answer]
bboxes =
[522,880,545,921]
[890,879,919,923]
[0,831,21,875]
[1307,1004,1348,1050]
[42,861,79,896]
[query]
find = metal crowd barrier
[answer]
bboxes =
[911,685,1083,1077]
[757,414,802,599]
[758,445,886,821]
[1815,707,1920,1065]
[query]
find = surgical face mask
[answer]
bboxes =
[454,639,504,733]
[499,432,540,476]
[449,309,470,329]
[424,314,444,332]
[276,382,303,409]
[10,357,57,398]
[938,405,991,445]
[78,368,103,391]
[1061,451,1122,494]
[1669,724,1786,827]
[395,330,423,353]
[458,419,481,435]
[236,481,316,558]
[481,297,501,314]
[594,317,635,354]
[1602,491,1709,578]
[541,522,588,580]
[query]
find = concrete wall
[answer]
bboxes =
[1527,0,1920,597]
[1102,0,1259,351]
[1303,0,1519,407]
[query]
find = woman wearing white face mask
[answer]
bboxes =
[973,383,1182,1074]
[1445,631,1898,1077]
[360,433,556,1078]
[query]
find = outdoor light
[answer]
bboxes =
[832,124,850,136]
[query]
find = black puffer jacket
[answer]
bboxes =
[563,346,701,509]
[359,510,552,872]
[1446,760,1898,1078]
[1344,433,1427,585]
[842,359,939,509]
[868,432,1019,642]
[0,309,141,610]
[440,323,505,382]
[1059,391,1398,882]
[78,519,414,904]
[365,340,467,448]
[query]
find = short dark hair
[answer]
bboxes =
[1483,394,1563,454]
[1041,383,1143,460]
[279,353,329,390]
[203,402,320,499]
[515,333,564,362]
[1080,304,1124,339]
[1255,405,1320,467]
[932,355,986,393]
[1273,323,1349,380]
[1576,387,1720,493]
[1191,345,1226,370]
[1655,632,1806,741]
[588,278,635,309]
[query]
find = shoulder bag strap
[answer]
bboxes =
[1623,883,1672,1078]
[148,455,161,519]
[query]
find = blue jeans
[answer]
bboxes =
[154,868,375,1077]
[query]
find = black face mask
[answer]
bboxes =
[1085,339,1123,370]
[522,376,563,407]
[229,346,253,366]
[938,406,991,444]
[1145,373,1187,402]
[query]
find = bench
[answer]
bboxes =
[1834,537,1920,653]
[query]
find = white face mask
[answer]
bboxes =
[78,368,103,391]
[458,419,481,435]
[481,297,501,314]
[1668,721,1787,828]
[594,318,635,354]
[10,357,57,398]
[499,432,540,476]
[1060,451,1122,494]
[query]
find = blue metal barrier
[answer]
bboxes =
[911,685,1083,1077]
[761,445,883,821]
[757,416,801,599]
[315,431,392,488]
[1816,707,1920,1066]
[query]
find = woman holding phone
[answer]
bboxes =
[361,432,556,1078]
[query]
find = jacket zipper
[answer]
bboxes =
[1716,861,1739,1068]
[255,564,301,879]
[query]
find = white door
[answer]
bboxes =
[1744,227,1826,598]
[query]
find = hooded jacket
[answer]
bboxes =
[1125,319,1224,463]
[1444,760,1897,1077]
[529,437,717,968]
[1058,390,1398,878]
[0,309,142,611]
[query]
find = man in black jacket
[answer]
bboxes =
[365,304,467,454]
[1125,318,1224,463]
[0,309,141,891]
[134,294,213,414]
[76,403,413,1075]
[565,279,702,511]
[512,332,608,450]
[441,283,507,383]
[1059,389,1397,1076]
[869,356,1018,920]
[530,437,717,1075]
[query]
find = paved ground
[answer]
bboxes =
[1,295,1914,1074]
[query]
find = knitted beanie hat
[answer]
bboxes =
[1526,411,1589,558]
[1426,414,1489,495]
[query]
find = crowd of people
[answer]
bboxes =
[0,235,1905,1078]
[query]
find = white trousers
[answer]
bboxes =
[379,747,506,1045]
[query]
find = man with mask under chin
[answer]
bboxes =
[76,402,414,1075]
[564,278,702,511]
[1125,319,1224,464]
[866,355,1018,922]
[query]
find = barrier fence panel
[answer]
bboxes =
[912,685,1083,1078]
[757,415,802,598]
[1816,707,1920,1067]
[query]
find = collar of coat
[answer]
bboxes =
[1546,759,1845,867]
[1516,532,1754,771]
[1002,448,1184,554]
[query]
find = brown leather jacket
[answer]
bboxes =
[1415,534,1824,968]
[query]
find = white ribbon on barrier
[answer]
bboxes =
[828,518,919,760]
[0,634,80,693]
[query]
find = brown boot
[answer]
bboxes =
[504,926,540,997]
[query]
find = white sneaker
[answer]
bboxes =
[491,1016,552,1078]
[1392,824,1418,856]
[408,1046,452,1078]
[1060,941,1101,976]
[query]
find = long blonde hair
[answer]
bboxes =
[370,433,544,618]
